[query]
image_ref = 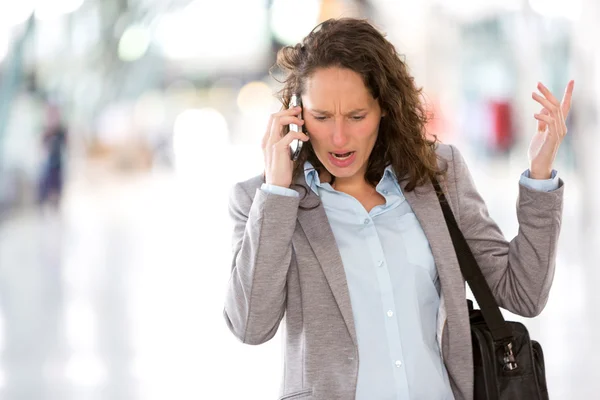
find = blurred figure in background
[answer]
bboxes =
[37,101,67,209]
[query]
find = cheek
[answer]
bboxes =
[355,121,380,141]
[304,124,326,144]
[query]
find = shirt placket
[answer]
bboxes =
[362,213,410,398]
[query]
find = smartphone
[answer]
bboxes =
[288,93,304,161]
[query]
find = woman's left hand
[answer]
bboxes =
[528,80,575,179]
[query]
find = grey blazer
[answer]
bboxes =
[224,143,563,400]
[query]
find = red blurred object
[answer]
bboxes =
[488,100,514,152]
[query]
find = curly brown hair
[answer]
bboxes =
[271,17,447,193]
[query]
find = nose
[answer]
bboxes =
[331,119,349,148]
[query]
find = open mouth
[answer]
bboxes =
[330,151,355,159]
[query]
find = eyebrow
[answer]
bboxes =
[309,108,367,115]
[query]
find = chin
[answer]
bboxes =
[328,165,359,178]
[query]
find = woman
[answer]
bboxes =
[224,18,573,400]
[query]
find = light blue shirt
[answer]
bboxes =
[261,162,559,399]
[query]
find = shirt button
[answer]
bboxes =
[395,360,402,368]
[378,260,384,267]
[363,218,370,225]
[383,190,388,195]
[387,310,394,317]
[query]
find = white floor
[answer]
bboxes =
[0,155,597,399]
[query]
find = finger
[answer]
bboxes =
[537,82,560,107]
[277,115,305,127]
[541,105,567,136]
[537,108,550,130]
[533,114,564,140]
[276,106,303,118]
[262,114,274,149]
[532,93,559,115]
[268,107,303,134]
[537,120,547,133]
[534,113,555,128]
[268,115,304,145]
[271,116,305,138]
[561,80,575,117]
[276,130,310,148]
[267,109,302,141]
[554,115,563,139]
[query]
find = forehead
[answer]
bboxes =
[303,67,375,107]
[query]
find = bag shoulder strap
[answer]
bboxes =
[431,176,513,342]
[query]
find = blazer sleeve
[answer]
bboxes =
[450,144,564,317]
[223,182,300,344]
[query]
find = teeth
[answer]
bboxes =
[332,152,353,159]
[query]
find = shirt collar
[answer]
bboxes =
[303,161,398,196]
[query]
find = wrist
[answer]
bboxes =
[529,167,552,180]
[265,180,292,188]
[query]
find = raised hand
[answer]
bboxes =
[262,105,309,188]
[528,80,574,179]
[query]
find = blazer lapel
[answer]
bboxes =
[291,170,466,353]
[294,174,358,347]
[401,178,457,297]
[401,175,469,371]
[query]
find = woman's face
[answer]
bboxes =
[301,67,383,185]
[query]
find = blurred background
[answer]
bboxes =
[0,0,598,399]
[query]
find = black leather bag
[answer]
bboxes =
[432,177,549,400]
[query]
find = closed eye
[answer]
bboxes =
[313,115,365,121]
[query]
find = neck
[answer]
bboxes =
[320,170,374,194]
[332,180,375,195]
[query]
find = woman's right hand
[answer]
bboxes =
[261,106,309,188]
